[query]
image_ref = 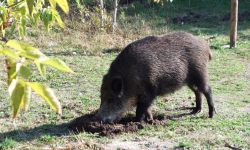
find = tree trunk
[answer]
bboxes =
[100,0,104,28]
[113,0,118,32]
[230,0,238,48]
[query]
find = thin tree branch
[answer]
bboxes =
[6,0,25,8]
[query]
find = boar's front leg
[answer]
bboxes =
[145,108,153,121]
[135,94,155,122]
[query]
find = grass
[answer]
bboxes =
[1,0,250,149]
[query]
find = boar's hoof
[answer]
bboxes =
[209,108,216,118]
[145,111,153,121]
[191,107,202,114]
[145,118,154,125]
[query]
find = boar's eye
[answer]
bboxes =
[111,77,123,96]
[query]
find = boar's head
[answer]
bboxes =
[96,74,136,123]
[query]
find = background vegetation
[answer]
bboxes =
[0,0,249,149]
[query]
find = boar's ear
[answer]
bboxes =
[111,77,123,97]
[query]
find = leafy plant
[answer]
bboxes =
[0,0,73,118]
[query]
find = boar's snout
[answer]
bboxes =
[96,111,117,123]
[97,115,114,124]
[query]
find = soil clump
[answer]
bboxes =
[68,111,168,136]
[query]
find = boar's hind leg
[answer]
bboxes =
[136,94,155,123]
[188,84,202,114]
[201,85,215,118]
[194,76,215,118]
[189,72,215,118]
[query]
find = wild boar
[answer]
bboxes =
[97,31,215,123]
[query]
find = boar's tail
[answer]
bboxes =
[205,39,212,61]
[209,50,212,61]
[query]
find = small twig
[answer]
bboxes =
[225,143,242,150]
[6,0,25,8]
[0,36,8,42]
[4,57,10,85]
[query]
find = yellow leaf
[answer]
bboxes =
[8,79,25,118]
[6,58,17,86]
[22,85,31,111]
[49,0,56,8]
[7,0,15,5]
[19,49,47,60]
[35,60,46,78]
[27,82,62,115]
[56,0,69,14]
[6,40,24,51]
[40,58,74,73]
[16,63,31,79]
[19,42,38,51]
[3,48,21,60]
[50,8,64,27]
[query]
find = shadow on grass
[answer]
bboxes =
[102,47,122,54]
[0,123,70,143]
[168,112,194,121]
[43,47,122,57]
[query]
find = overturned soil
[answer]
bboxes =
[68,111,168,136]
[172,12,217,24]
[222,11,250,22]
[173,11,250,25]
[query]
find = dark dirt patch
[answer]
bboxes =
[172,12,217,24]
[222,11,250,22]
[68,111,168,136]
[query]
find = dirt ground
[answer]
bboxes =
[68,110,168,137]
[172,12,217,24]
[222,11,250,22]
[173,11,250,24]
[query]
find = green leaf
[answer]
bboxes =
[7,0,15,5]
[6,58,17,86]
[48,13,53,22]
[2,48,21,60]
[29,15,34,25]
[43,14,49,32]
[22,57,34,66]
[10,22,17,34]
[40,58,74,73]
[34,12,41,27]
[50,9,64,27]
[6,40,24,51]
[19,25,24,37]
[8,79,25,118]
[0,7,7,21]
[19,42,37,51]
[21,18,26,35]
[22,84,31,111]
[49,0,56,8]
[16,63,30,79]
[26,0,34,16]
[27,82,62,115]
[56,0,69,14]
[21,18,26,26]
[19,49,47,60]
[35,60,46,78]
[20,6,27,16]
